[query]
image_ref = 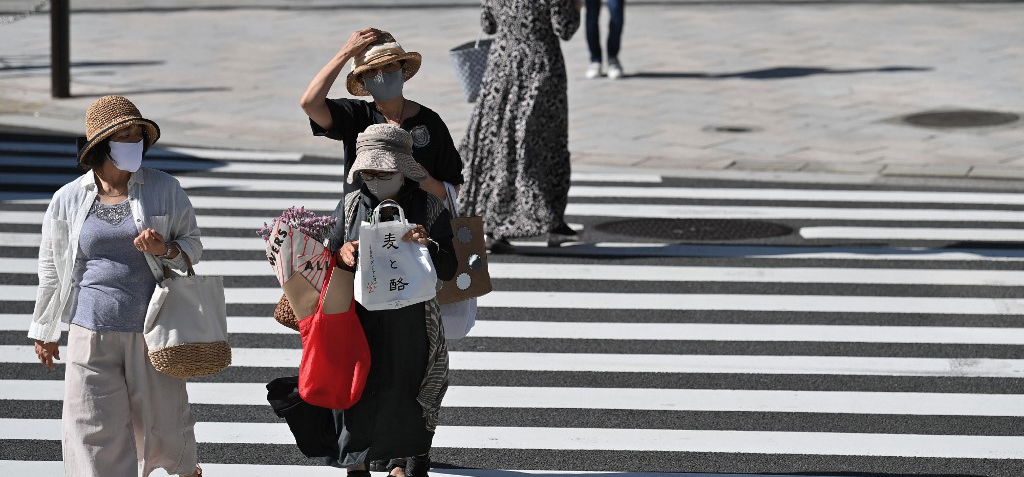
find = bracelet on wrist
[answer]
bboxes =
[157,242,177,259]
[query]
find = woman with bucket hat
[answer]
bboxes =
[28,96,204,476]
[300,29,465,252]
[327,124,456,477]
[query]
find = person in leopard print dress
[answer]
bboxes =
[459,0,581,252]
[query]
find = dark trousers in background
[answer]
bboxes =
[585,0,625,63]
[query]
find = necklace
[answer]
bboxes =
[376,98,406,125]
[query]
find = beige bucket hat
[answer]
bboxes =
[346,31,422,96]
[347,124,428,184]
[77,95,160,163]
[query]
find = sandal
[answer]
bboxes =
[386,458,407,475]
[406,454,430,477]
[486,234,513,254]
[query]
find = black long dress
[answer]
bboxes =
[459,0,580,239]
[325,180,456,467]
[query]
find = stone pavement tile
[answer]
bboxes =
[694,158,737,170]
[802,161,885,174]
[968,166,1024,181]
[732,159,807,172]
[780,148,880,165]
[571,153,647,167]
[1000,156,1024,167]
[715,138,804,157]
[870,150,972,166]
[881,164,972,178]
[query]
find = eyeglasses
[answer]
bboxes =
[360,171,398,180]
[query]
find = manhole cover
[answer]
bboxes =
[902,110,1020,128]
[595,218,793,241]
[703,125,763,134]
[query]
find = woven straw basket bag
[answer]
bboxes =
[144,254,231,378]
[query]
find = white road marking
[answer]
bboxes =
[4,286,1024,314]
[2,346,1022,377]
[2,420,1023,458]
[801,226,1024,242]
[3,380,1023,416]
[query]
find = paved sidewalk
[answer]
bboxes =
[1,2,1023,179]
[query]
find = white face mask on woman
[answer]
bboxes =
[364,174,404,200]
[108,140,144,172]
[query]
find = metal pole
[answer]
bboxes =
[50,0,70,98]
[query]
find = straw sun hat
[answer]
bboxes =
[347,124,428,184]
[76,95,160,164]
[346,32,422,96]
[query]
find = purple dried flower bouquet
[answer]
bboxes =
[258,207,337,244]
[259,207,338,291]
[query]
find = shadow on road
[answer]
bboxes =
[628,65,931,80]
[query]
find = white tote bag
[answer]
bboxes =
[144,254,231,378]
[354,200,438,311]
[439,182,478,340]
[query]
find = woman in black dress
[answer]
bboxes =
[330,125,455,477]
[459,0,581,252]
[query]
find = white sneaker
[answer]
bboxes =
[585,62,602,79]
[607,59,623,80]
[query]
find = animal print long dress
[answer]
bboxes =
[459,0,580,239]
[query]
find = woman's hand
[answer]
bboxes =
[34,340,60,371]
[337,240,360,267]
[403,224,430,245]
[339,28,380,60]
[134,228,168,256]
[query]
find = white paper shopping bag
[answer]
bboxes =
[354,200,437,311]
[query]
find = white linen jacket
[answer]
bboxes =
[28,167,203,343]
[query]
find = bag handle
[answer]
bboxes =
[443,182,460,218]
[316,253,337,311]
[160,247,195,281]
[372,199,408,225]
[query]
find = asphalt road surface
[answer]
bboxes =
[0,132,1023,476]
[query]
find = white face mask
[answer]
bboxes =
[108,140,144,172]
[364,174,404,200]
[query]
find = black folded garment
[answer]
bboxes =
[266,376,339,458]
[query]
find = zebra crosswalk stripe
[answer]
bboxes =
[4,419,1024,458]
[2,138,1023,474]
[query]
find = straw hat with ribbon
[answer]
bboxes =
[77,95,160,164]
[347,124,428,184]
[346,32,422,96]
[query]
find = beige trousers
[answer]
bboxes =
[63,324,198,477]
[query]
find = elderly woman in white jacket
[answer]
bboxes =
[29,96,204,477]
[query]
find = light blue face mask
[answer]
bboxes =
[363,70,404,102]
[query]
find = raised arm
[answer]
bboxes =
[300,28,380,130]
